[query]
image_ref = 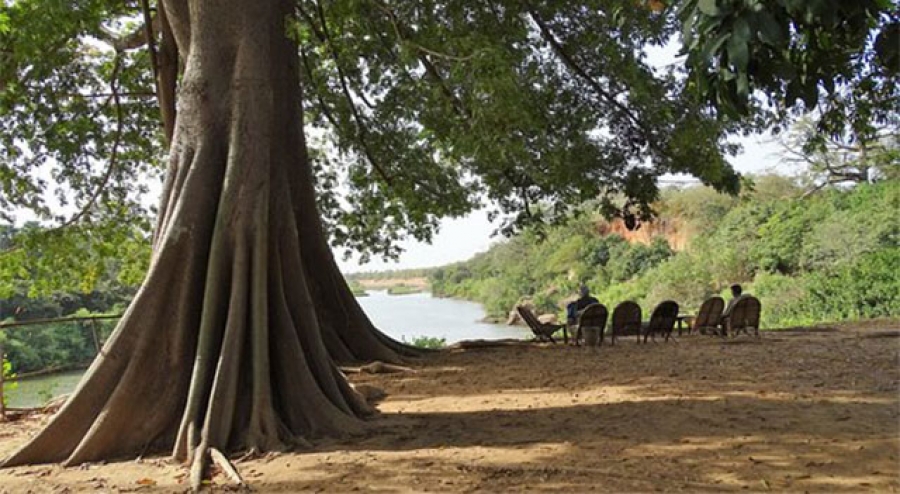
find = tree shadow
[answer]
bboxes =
[301,394,898,491]
[323,334,899,490]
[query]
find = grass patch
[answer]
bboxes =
[402,336,446,349]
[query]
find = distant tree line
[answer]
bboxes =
[344,268,437,281]
[431,176,899,329]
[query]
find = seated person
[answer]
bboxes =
[719,283,750,332]
[566,285,599,326]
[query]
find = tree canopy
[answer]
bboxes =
[3,1,895,278]
[1,0,749,272]
[679,0,899,140]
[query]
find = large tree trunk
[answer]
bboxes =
[3,0,413,475]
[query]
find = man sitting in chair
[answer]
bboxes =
[566,285,599,326]
[719,283,750,334]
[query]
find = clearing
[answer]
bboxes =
[1,320,898,492]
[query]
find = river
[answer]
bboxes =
[3,291,526,408]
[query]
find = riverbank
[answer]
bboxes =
[1,319,897,492]
[354,277,430,291]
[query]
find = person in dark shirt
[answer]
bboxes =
[719,283,750,334]
[566,285,600,326]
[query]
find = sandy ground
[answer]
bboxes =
[1,320,898,492]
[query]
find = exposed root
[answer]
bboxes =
[341,361,415,374]
[210,448,245,488]
[448,339,534,349]
[351,383,387,403]
[190,444,207,492]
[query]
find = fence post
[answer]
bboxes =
[1,340,5,421]
[90,318,102,356]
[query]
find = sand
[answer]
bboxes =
[1,320,898,492]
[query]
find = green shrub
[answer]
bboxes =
[403,336,446,349]
[751,272,811,328]
[386,285,422,295]
[803,248,900,321]
[1,345,17,407]
[642,252,713,310]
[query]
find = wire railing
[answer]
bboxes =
[0,314,123,418]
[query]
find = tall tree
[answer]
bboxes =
[1,0,410,481]
[778,118,900,194]
[2,0,863,486]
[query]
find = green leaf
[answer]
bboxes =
[698,0,721,16]
[700,32,731,61]
[736,73,749,99]
[874,22,900,74]
[726,30,750,71]
[755,11,785,46]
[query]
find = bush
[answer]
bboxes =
[803,248,900,321]
[404,336,446,349]
[2,353,17,407]
[643,252,713,311]
[751,272,811,328]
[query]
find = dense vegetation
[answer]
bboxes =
[1,225,136,376]
[431,177,899,329]
[344,268,436,282]
[1,291,128,375]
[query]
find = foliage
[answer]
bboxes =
[677,0,899,138]
[344,267,436,281]
[1,0,757,289]
[1,315,116,374]
[0,224,150,299]
[403,336,446,349]
[386,285,424,296]
[1,280,126,375]
[431,178,900,330]
[2,353,17,408]
[347,281,368,297]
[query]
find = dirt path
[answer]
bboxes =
[1,321,898,492]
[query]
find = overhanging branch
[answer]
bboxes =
[298,1,446,200]
[52,56,125,231]
[370,0,476,62]
[98,14,160,52]
[527,8,665,157]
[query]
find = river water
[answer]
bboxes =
[4,291,525,408]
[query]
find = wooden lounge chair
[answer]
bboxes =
[516,305,567,344]
[726,296,761,337]
[693,296,725,335]
[575,303,608,347]
[610,301,642,345]
[642,300,679,343]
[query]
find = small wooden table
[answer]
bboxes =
[676,314,695,336]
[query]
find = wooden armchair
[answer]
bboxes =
[575,303,608,347]
[642,300,680,343]
[610,301,642,345]
[693,296,725,335]
[726,296,761,337]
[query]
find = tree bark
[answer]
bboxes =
[3,0,413,472]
